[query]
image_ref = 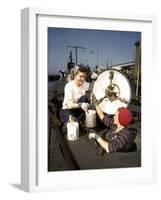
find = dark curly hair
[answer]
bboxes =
[75,65,88,74]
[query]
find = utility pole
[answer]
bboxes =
[110,59,112,68]
[97,48,99,67]
[106,59,109,68]
[67,45,86,65]
[134,41,141,97]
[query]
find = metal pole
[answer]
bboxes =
[135,41,141,97]
[97,48,99,67]
[75,47,78,65]
[67,45,86,66]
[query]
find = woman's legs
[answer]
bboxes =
[59,109,74,124]
[76,95,89,122]
[60,95,89,124]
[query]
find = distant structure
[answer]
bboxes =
[59,70,66,79]
[111,40,141,100]
[112,61,135,70]
[67,45,86,72]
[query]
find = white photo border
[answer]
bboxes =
[21,7,157,192]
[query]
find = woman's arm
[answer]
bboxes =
[64,82,89,110]
[95,104,105,120]
[92,94,104,119]
[70,103,80,109]
[63,83,80,109]
[97,137,109,153]
[89,133,109,153]
[92,94,114,128]
[70,102,89,111]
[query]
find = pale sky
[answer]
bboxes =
[48,27,141,74]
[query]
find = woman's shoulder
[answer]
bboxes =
[127,127,137,137]
[120,127,137,140]
[65,80,74,88]
[83,81,90,91]
[120,127,130,135]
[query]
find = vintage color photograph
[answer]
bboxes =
[48,27,141,171]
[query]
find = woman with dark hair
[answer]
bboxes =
[60,66,90,125]
[89,94,137,156]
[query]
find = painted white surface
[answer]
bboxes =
[0,0,160,199]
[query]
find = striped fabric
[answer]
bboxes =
[101,114,115,129]
[101,114,136,153]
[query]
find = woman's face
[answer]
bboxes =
[74,71,87,86]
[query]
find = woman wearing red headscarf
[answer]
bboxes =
[89,94,137,156]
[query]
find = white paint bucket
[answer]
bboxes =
[85,110,96,128]
[67,121,79,141]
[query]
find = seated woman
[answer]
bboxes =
[60,66,90,125]
[89,94,137,156]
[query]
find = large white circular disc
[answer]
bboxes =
[93,69,131,115]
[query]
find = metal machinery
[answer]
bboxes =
[92,69,131,115]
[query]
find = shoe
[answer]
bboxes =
[96,146,105,157]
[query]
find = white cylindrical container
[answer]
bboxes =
[85,110,96,128]
[67,121,79,141]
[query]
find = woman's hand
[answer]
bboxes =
[79,102,89,111]
[88,132,100,140]
[91,93,104,120]
[89,132,109,153]
[91,93,99,106]
[88,132,96,139]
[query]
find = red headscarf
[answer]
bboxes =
[118,107,132,126]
